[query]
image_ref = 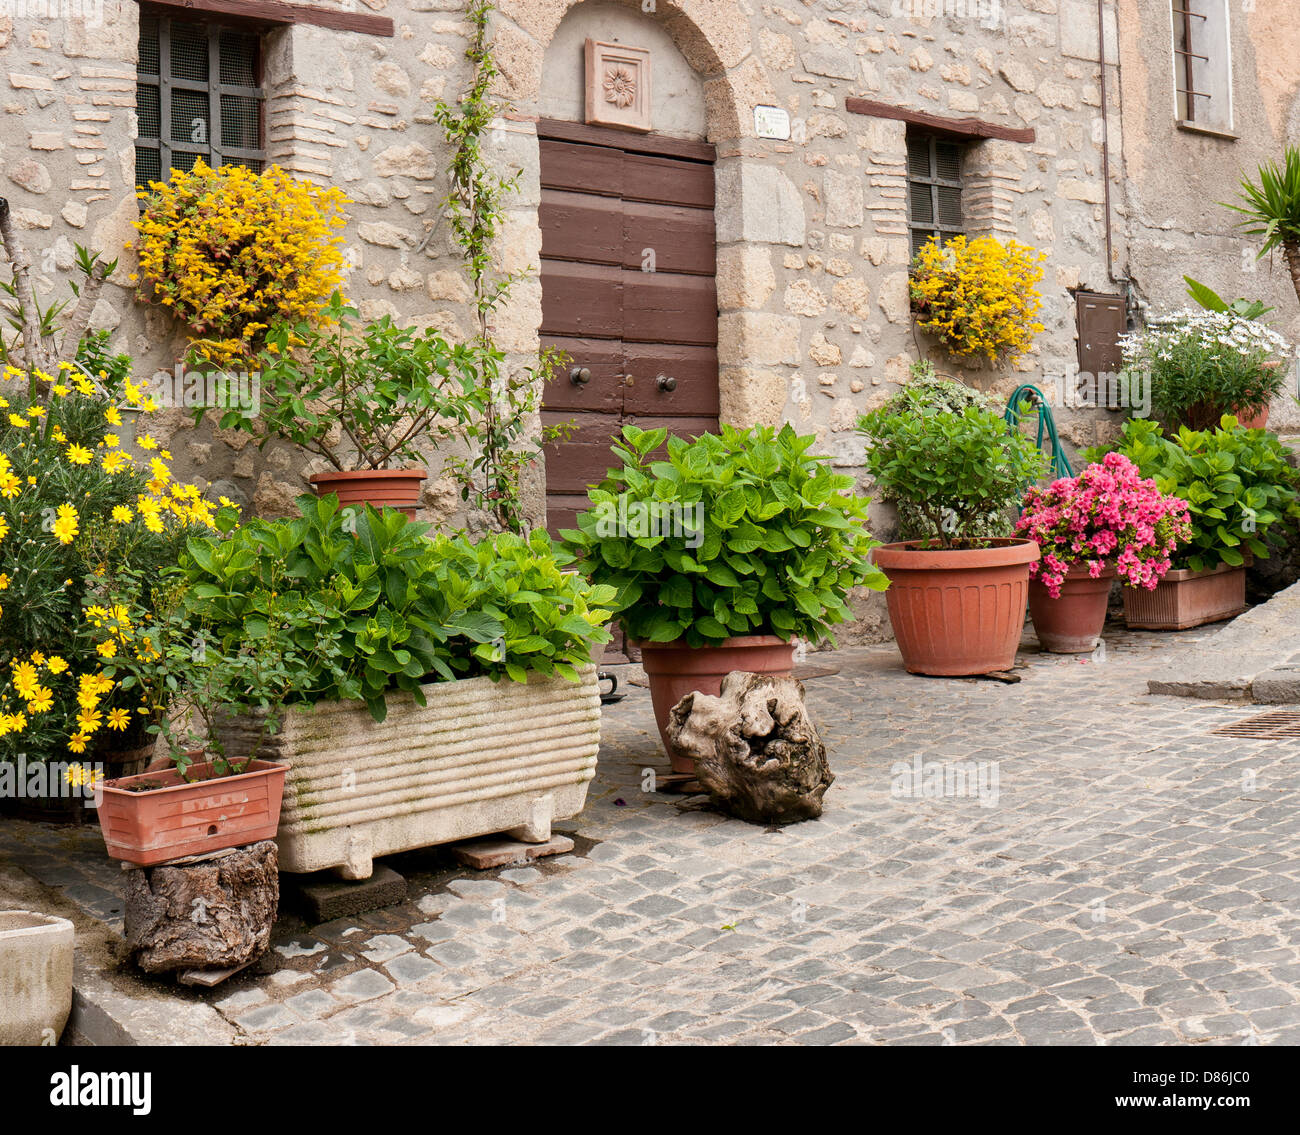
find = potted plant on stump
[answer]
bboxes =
[1015,453,1191,653]
[564,424,888,772]
[859,400,1048,675]
[88,567,332,866]
[199,293,484,517]
[1087,417,1300,629]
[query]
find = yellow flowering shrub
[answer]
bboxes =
[0,359,232,763]
[909,235,1046,366]
[132,160,350,366]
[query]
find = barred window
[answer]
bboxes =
[135,11,265,190]
[1171,1,1234,134]
[906,131,966,260]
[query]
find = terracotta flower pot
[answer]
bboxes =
[1029,564,1116,653]
[637,635,796,773]
[872,538,1040,676]
[1184,403,1272,431]
[1123,562,1246,630]
[95,759,288,866]
[1234,405,1271,430]
[308,468,426,519]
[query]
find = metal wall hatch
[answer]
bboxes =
[1211,711,1300,740]
[1075,292,1126,375]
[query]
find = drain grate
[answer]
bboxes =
[1212,711,1300,740]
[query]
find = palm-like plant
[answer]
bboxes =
[1225,147,1300,307]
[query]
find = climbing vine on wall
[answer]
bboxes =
[434,0,562,534]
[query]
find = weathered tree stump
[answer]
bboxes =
[667,671,833,824]
[124,840,279,974]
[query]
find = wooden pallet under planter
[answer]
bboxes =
[1123,562,1247,630]
[217,666,602,880]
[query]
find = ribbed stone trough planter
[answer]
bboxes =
[218,666,602,879]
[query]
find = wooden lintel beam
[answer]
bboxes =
[141,0,394,37]
[846,97,1036,144]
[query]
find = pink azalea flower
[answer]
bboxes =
[1016,454,1191,597]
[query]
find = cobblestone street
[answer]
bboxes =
[4,623,1298,1046]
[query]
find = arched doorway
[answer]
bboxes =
[534,3,720,534]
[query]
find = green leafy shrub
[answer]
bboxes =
[202,293,486,472]
[178,496,614,720]
[423,531,616,683]
[92,567,345,778]
[563,424,888,648]
[870,366,1008,540]
[859,399,1048,548]
[1084,416,1300,572]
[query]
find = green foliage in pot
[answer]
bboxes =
[1084,416,1300,572]
[177,496,614,720]
[423,531,616,683]
[563,424,888,648]
[199,293,486,472]
[859,398,1048,549]
[868,365,1008,540]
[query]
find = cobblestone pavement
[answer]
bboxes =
[4,623,1300,1046]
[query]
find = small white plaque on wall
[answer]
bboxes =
[585,39,653,133]
[754,105,791,141]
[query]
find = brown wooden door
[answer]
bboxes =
[538,121,720,537]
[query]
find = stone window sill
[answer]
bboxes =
[1176,120,1238,142]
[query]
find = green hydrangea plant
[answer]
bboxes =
[563,424,888,648]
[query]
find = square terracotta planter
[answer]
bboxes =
[215,667,602,879]
[96,759,288,866]
[1123,562,1247,630]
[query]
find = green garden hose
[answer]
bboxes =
[1005,384,1073,481]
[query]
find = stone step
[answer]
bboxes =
[1148,577,1300,702]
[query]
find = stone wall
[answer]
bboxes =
[4,1,1300,643]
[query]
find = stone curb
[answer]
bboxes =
[1147,578,1300,702]
[65,956,239,1047]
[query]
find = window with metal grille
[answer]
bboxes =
[136,11,265,190]
[906,132,965,260]
[1171,1,1233,134]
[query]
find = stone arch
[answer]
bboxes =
[488,0,798,443]
[493,0,768,143]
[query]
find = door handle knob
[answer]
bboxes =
[656,374,676,392]
[570,366,591,385]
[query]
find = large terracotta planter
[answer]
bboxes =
[873,539,1040,676]
[215,667,602,879]
[308,467,426,519]
[1123,562,1247,630]
[0,910,73,1046]
[1029,565,1116,653]
[637,635,796,773]
[95,759,288,867]
[1183,403,1271,431]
